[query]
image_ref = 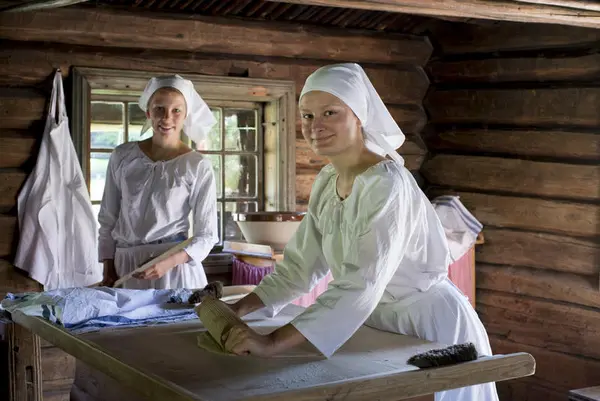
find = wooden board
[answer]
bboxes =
[10,308,535,401]
[0,215,18,258]
[428,54,600,84]
[7,320,43,401]
[431,21,600,54]
[0,130,38,169]
[423,128,600,161]
[426,87,600,127]
[421,155,600,201]
[258,0,600,29]
[427,189,599,238]
[0,89,46,130]
[475,228,599,276]
[476,264,600,309]
[0,8,433,65]
[0,45,430,107]
[0,170,27,210]
[0,259,41,299]
[477,290,600,359]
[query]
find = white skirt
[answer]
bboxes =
[114,242,208,290]
[365,277,499,401]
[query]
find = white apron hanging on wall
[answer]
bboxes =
[14,69,102,290]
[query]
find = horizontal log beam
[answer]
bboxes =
[0,170,27,209]
[0,7,432,65]
[421,155,600,201]
[427,54,600,84]
[423,128,600,161]
[0,130,39,169]
[0,259,41,298]
[429,20,600,55]
[427,189,599,237]
[489,336,600,394]
[0,89,46,130]
[476,263,600,309]
[0,215,17,258]
[478,290,600,359]
[426,87,600,127]
[476,227,599,275]
[267,0,600,29]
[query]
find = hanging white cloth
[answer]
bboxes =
[14,70,102,290]
[431,195,483,262]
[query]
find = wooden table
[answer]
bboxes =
[570,386,600,401]
[10,305,536,401]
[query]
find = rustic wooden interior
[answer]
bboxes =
[0,0,599,400]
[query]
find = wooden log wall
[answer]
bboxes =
[0,6,433,400]
[422,21,600,401]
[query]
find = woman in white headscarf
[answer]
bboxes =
[223,63,499,401]
[97,74,219,290]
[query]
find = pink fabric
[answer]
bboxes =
[231,257,332,307]
[447,248,475,308]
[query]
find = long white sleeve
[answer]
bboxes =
[252,210,330,316]
[182,158,219,265]
[290,170,423,358]
[97,151,121,262]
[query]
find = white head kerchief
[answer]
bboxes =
[300,63,405,164]
[139,74,216,144]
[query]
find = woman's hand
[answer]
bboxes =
[100,260,119,287]
[222,325,275,357]
[133,250,190,280]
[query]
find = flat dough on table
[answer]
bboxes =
[194,297,322,358]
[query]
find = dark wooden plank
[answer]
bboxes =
[424,128,600,161]
[427,189,599,237]
[0,89,46,130]
[0,170,27,209]
[0,45,430,106]
[478,291,600,359]
[0,259,41,299]
[8,321,43,401]
[432,21,600,55]
[476,228,599,275]
[428,54,600,84]
[421,155,600,201]
[41,346,76,383]
[0,8,433,65]
[476,263,600,309]
[0,214,17,258]
[489,336,600,394]
[0,130,39,169]
[426,88,600,127]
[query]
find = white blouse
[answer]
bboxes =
[97,142,219,265]
[253,160,451,357]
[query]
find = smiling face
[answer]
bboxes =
[146,87,187,145]
[299,91,363,157]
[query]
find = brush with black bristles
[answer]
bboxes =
[407,342,478,369]
[188,281,224,304]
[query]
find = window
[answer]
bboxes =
[72,67,296,251]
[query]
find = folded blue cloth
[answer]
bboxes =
[1,287,198,334]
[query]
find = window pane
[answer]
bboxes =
[225,154,257,197]
[91,102,124,149]
[128,102,148,142]
[224,202,257,242]
[204,154,222,197]
[90,152,111,201]
[194,109,222,151]
[225,109,257,151]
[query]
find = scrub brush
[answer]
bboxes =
[188,281,224,304]
[407,342,478,368]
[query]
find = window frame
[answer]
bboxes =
[70,66,297,213]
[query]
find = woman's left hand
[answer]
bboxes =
[133,258,175,280]
[222,324,275,357]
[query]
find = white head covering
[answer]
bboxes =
[139,74,216,144]
[299,63,405,164]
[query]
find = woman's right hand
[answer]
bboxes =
[100,259,119,287]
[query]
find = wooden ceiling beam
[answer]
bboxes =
[264,0,600,29]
